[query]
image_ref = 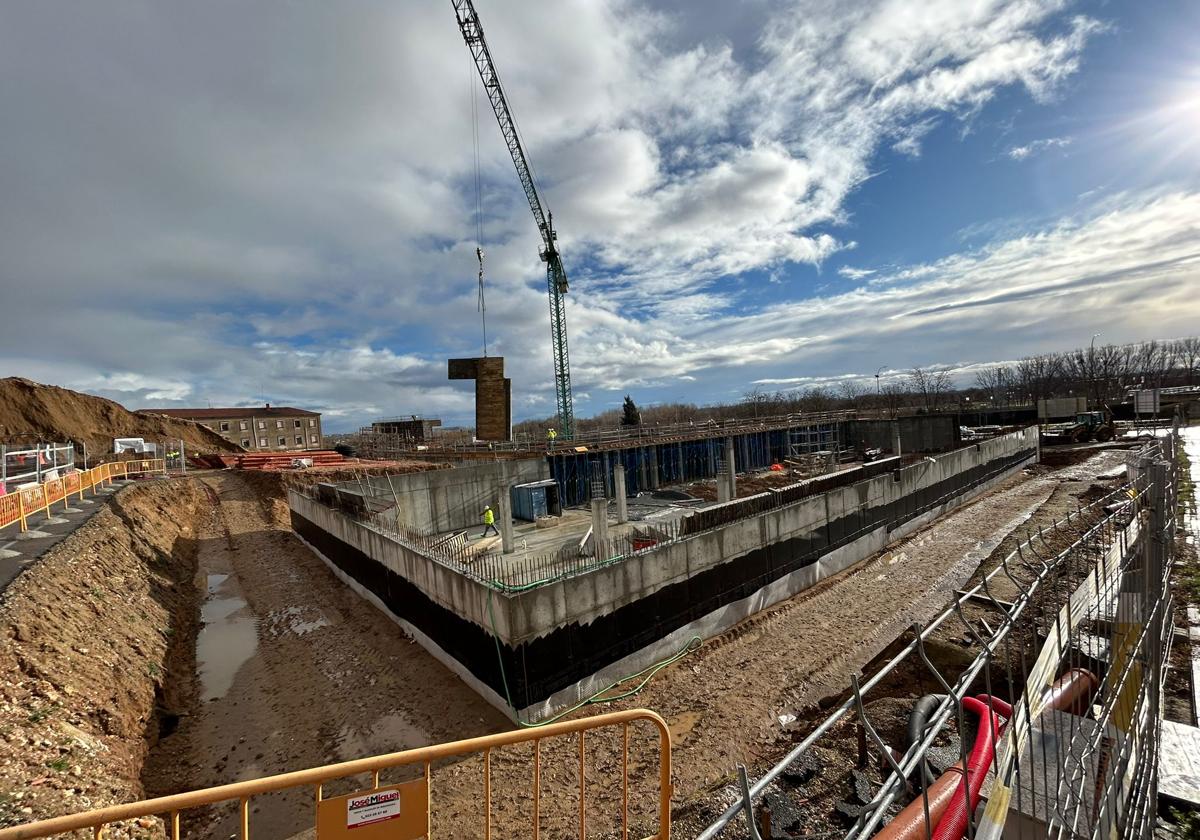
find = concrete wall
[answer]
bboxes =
[291,427,1038,720]
[363,458,547,533]
[506,426,1036,642]
[290,490,498,630]
[846,415,960,454]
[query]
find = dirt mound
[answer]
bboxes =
[0,478,209,835]
[0,378,240,455]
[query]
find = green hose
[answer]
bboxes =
[486,589,702,727]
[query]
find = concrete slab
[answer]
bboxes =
[14,529,52,541]
[1161,719,1200,806]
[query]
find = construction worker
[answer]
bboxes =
[480,504,499,538]
[547,428,558,450]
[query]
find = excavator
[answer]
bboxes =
[1039,409,1116,445]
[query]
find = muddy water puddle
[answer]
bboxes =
[196,573,258,701]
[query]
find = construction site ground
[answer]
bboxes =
[0,447,1138,839]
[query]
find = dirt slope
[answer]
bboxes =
[0,478,208,835]
[0,378,240,454]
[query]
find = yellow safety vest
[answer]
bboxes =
[483,508,495,525]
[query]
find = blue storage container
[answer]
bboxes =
[511,479,562,521]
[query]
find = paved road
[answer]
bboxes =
[0,479,136,593]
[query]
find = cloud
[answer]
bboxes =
[1007,135,1073,159]
[0,1,1116,429]
[567,189,1200,396]
[838,266,878,280]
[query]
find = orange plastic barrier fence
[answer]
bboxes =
[0,460,166,535]
[0,708,672,840]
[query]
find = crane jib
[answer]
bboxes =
[453,0,575,437]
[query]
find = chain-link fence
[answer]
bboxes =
[698,432,1179,840]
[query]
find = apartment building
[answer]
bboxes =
[142,404,322,451]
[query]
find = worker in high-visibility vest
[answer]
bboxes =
[480,504,499,538]
[547,428,558,450]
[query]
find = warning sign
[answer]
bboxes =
[346,790,401,829]
[316,778,428,840]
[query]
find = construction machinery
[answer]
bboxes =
[452,0,575,438]
[1040,410,1116,445]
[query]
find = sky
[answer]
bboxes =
[1,1,1198,432]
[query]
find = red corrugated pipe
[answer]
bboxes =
[930,696,1003,840]
[872,668,1098,840]
[872,695,1008,840]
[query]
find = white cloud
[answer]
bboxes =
[0,1,1122,428]
[1007,135,1073,159]
[838,266,878,280]
[566,190,1200,396]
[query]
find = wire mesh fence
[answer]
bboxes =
[696,433,1179,840]
[1,442,75,492]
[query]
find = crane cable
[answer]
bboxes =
[470,56,488,357]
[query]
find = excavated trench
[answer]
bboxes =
[1,449,1149,840]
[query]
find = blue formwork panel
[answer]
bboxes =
[550,425,815,508]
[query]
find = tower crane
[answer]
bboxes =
[452,0,575,438]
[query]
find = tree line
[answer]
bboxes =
[511,335,1199,436]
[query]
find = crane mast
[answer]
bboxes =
[452,0,575,438]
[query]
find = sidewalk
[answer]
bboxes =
[0,478,136,593]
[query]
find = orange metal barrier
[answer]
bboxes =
[0,708,672,840]
[0,460,167,535]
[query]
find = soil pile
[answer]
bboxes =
[0,478,208,835]
[0,378,240,454]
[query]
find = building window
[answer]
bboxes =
[294,419,302,428]
[239,421,248,430]
[241,439,250,448]
[309,419,316,427]
[258,438,267,447]
[258,421,265,429]
[220,421,230,432]
[276,420,284,429]
[310,435,318,444]
[295,436,303,445]
[277,436,286,447]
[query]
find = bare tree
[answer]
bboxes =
[879,383,905,418]
[974,365,1013,404]
[907,367,954,412]
[1018,353,1064,407]
[1175,337,1200,385]
[798,386,836,414]
[838,379,866,408]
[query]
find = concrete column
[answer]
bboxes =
[496,487,515,553]
[613,469,628,524]
[591,497,609,556]
[892,422,903,458]
[724,436,737,499]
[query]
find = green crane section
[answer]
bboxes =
[452,0,575,438]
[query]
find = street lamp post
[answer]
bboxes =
[875,367,885,417]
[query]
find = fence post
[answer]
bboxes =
[1,444,5,490]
